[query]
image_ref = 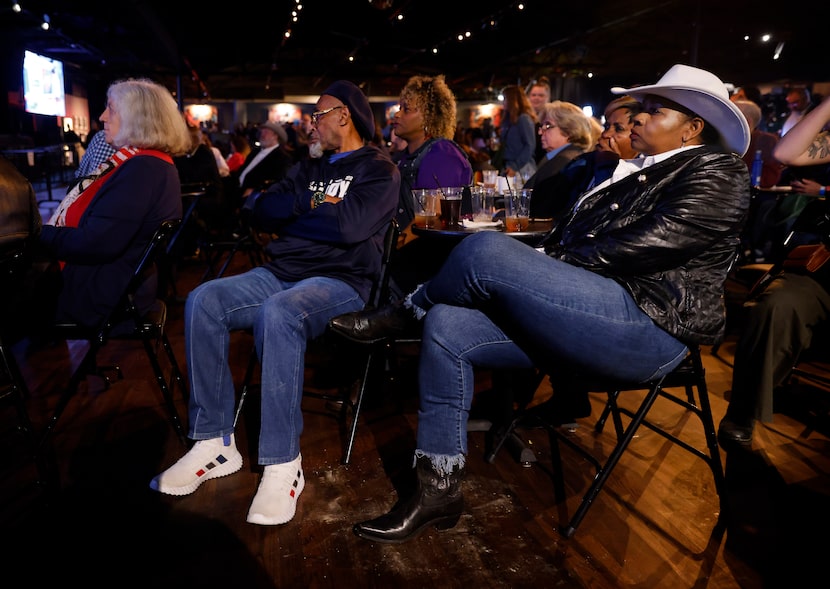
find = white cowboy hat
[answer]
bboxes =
[611,64,751,156]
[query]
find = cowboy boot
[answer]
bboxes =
[328,300,419,344]
[353,455,464,543]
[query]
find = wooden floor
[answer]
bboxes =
[4,244,830,589]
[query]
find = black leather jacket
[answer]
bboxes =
[0,156,40,255]
[543,146,750,345]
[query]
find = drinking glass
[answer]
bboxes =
[439,186,465,228]
[504,188,531,232]
[412,189,440,229]
[470,186,496,222]
[482,169,498,190]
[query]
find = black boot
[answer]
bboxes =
[328,301,419,344]
[717,416,754,447]
[353,455,464,543]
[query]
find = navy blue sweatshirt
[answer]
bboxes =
[247,144,400,303]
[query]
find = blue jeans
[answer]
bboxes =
[408,232,688,464]
[184,267,364,465]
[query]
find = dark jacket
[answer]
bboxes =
[0,156,40,255]
[246,144,400,303]
[530,150,621,219]
[39,154,183,328]
[236,145,294,194]
[523,144,584,192]
[544,146,750,345]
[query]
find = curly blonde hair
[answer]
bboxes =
[399,75,457,140]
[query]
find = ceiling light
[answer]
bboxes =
[41,14,50,30]
[774,42,785,60]
[12,2,21,13]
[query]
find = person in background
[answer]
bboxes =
[384,74,473,298]
[391,74,473,230]
[527,76,552,164]
[332,64,751,543]
[73,127,117,180]
[718,94,830,447]
[226,134,251,174]
[732,99,782,188]
[202,131,230,178]
[523,100,593,191]
[292,112,314,161]
[174,124,228,253]
[38,77,190,330]
[594,95,644,159]
[235,121,294,199]
[587,115,603,147]
[150,80,400,527]
[731,85,763,107]
[388,128,407,164]
[499,85,538,180]
[175,125,223,190]
[779,87,813,136]
[529,95,643,219]
[731,99,785,262]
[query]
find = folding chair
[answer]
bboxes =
[37,219,189,453]
[486,345,726,538]
[234,219,400,464]
[158,183,207,302]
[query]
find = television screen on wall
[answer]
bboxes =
[23,50,66,117]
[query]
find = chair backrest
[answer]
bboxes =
[100,219,181,336]
[168,184,207,256]
[365,219,400,310]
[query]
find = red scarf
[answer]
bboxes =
[63,147,172,228]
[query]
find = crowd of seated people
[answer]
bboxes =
[7,62,830,549]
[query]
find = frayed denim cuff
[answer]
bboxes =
[403,284,428,320]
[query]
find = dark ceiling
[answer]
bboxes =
[3,0,827,108]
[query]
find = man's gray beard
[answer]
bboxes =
[309,141,324,159]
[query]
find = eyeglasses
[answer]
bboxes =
[540,122,557,131]
[311,105,344,125]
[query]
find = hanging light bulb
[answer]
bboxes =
[41,14,50,31]
[12,3,22,13]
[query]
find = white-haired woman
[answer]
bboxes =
[38,78,190,329]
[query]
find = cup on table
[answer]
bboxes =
[504,188,532,232]
[470,186,496,222]
[412,188,440,229]
[439,186,465,228]
[482,169,499,190]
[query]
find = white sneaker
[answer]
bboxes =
[246,454,305,525]
[150,434,243,496]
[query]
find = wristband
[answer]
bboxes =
[821,186,827,197]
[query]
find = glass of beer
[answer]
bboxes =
[439,186,465,228]
[412,189,440,229]
[504,188,531,232]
